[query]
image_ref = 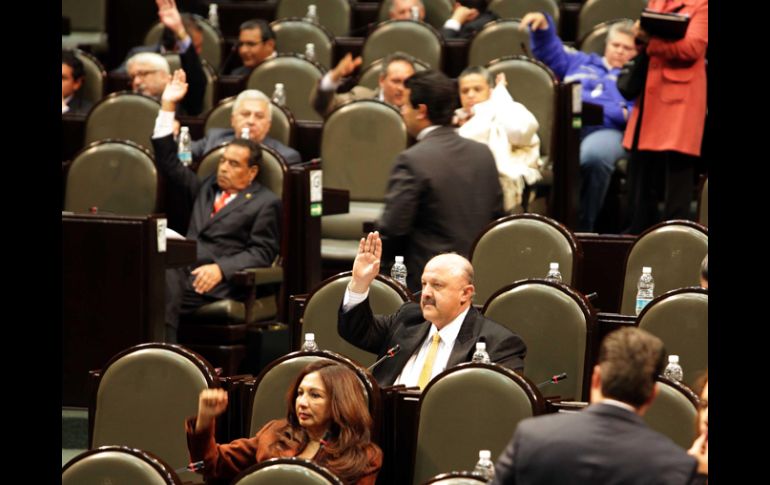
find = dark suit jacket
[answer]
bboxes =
[152,134,281,299]
[492,403,704,485]
[338,298,526,387]
[378,125,504,290]
[64,94,93,115]
[191,128,302,166]
[441,11,499,40]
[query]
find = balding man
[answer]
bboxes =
[310,52,415,117]
[338,231,526,388]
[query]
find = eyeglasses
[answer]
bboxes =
[129,69,160,79]
[238,40,264,48]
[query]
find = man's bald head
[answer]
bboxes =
[420,253,475,328]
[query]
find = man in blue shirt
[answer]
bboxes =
[521,13,637,232]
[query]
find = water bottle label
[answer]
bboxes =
[635,298,651,315]
[178,152,192,166]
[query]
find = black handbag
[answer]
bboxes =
[617,50,649,101]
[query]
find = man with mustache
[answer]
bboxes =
[338,231,526,389]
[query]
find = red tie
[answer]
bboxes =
[211,191,231,217]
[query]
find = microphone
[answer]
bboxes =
[219,42,240,76]
[367,344,401,371]
[175,460,204,473]
[536,372,567,389]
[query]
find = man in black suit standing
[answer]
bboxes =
[338,231,526,388]
[378,69,504,290]
[152,70,281,342]
[492,327,708,484]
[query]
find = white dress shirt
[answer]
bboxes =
[343,287,469,388]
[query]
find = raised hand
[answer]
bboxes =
[195,388,229,431]
[156,0,186,38]
[161,68,188,109]
[331,53,363,82]
[519,12,549,32]
[349,231,382,293]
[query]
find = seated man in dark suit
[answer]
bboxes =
[492,327,708,484]
[338,231,526,389]
[190,89,302,165]
[152,70,282,342]
[310,52,415,117]
[229,19,276,77]
[62,50,93,115]
[378,69,504,290]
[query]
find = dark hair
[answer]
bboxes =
[404,70,457,126]
[458,65,493,86]
[273,361,380,484]
[62,50,85,81]
[380,51,416,79]
[700,254,708,284]
[458,0,489,12]
[598,327,666,407]
[227,138,262,168]
[239,19,275,41]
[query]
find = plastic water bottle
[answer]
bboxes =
[304,4,319,23]
[304,43,316,62]
[410,5,420,21]
[178,126,192,167]
[390,256,407,287]
[301,333,319,352]
[207,3,219,29]
[663,355,683,383]
[471,342,490,364]
[635,266,655,315]
[473,450,495,481]
[240,127,250,139]
[271,83,286,107]
[546,262,562,283]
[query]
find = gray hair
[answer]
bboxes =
[390,0,424,14]
[233,89,273,117]
[126,52,170,74]
[607,19,635,42]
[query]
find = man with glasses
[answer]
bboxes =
[124,0,205,115]
[230,19,276,77]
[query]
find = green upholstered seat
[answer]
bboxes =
[271,18,335,70]
[644,377,700,449]
[246,55,325,122]
[362,20,444,69]
[63,446,182,485]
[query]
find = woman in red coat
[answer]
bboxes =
[623,0,708,233]
[186,361,382,484]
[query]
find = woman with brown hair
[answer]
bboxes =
[185,361,382,484]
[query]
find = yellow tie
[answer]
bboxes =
[417,333,441,389]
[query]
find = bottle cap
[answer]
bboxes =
[306,43,314,50]
[475,342,486,351]
[642,266,652,274]
[668,354,679,363]
[395,255,404,263]
[305,333,315,341]
[181,126,189,133]
[479,450,491,459]
[275,82,284,90]
[549,262,559,270]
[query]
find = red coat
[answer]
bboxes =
[623,0,708,156]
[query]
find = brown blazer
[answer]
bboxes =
[186,418,382,484]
